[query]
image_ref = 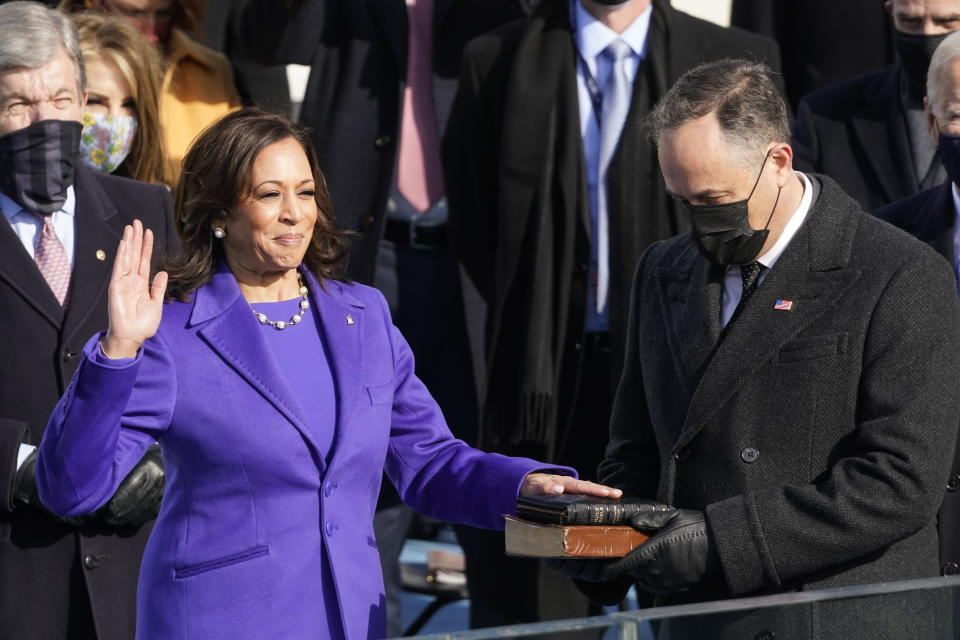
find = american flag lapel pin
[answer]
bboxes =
[774,299,794,311]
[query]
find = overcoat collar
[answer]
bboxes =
[850,64,917,203]
[191,263,365,467]
[658,175,862,452]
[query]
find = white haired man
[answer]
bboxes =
[0,2,177,638]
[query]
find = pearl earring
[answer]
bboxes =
[213,227,226,239]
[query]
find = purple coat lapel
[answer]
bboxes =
[189,264,320,460]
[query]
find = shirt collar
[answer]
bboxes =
[0,185,77,221]
[756,171,813,270]
[573,0,653,65]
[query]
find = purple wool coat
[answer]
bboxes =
[36,265,570,639]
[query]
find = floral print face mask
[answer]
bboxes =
[79,112,137,174]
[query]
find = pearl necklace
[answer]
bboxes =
[252,273,310,330]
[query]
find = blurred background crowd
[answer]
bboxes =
[4,0,960,638]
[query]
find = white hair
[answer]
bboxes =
[927,31,960,115]
[0,2,86,93]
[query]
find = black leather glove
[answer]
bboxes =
[95,445,164,529]
[600,508,720,594]
[547,500,678,582]
[13,449,87,526]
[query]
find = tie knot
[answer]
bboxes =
[740,262,764,290]
[603,39,632,64]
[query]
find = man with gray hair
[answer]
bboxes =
[0,2,176,638]
[876,28,960,584]
[564,59,960,639]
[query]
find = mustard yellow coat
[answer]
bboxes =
[160,29,238,185]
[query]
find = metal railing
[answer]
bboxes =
[402,576,960,639]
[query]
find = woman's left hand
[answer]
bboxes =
[519,473,623,498]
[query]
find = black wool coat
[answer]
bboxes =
[595,175,960,640]
[875,180,960,579]
[241,0,531,284]
[0,165,177,640]
[792,64,921,212]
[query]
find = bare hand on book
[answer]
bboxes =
[519,473,623,499]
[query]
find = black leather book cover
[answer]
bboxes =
[516,494,654,526]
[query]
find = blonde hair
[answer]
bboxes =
[73,12,167,184]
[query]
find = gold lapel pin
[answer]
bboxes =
[95,249,106,261]
[346,314,354,325]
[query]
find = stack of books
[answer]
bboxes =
[504,494,651,558]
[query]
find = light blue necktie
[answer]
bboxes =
[596,39,633,316]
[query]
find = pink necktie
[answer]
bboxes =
[34,214,71,305]
[397,0,444,213]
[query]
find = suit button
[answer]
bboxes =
[360,215,376,231]
[741,447,760,464]
[325,520,336,536]
[754,631,776,640]
[674,448,691,463]
[948,474,960,492]
[943,562,960,576]
[374,135,392,149]
[323,482,334,497]
[83,554,100,570]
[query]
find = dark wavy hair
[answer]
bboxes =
[163,107,350,301]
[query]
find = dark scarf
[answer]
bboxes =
[481,0,675,459]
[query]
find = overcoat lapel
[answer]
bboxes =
[672,178,862,453]
[0,210,62,329]
[193,266,324,463]
[62,166,124,345]
[656,246,723,399]
[367,0,408,74]
[850,66,917,203]
[308,276,365,461]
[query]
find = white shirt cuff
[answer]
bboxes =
[16,444,36,471]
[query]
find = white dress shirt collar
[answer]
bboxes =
[720,172,813,328]
[755,171,813,271]
[0,186,76,221]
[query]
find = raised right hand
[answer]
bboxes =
[102,220,168,359]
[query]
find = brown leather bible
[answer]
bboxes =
[504,515,649,558]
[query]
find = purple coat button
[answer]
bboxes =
[325,521,335,536]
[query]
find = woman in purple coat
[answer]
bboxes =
[35,109,621,639]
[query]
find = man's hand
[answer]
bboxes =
[96,445,164,528]
[600,508,720,593]
[519,473,623,498]
[13,450,87,525]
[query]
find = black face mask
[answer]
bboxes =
[0,119,82,214]
[895,31,949,99]
[939,131,960,185]
[682,154,781,266]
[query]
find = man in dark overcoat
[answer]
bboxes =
[791,0,960,211]
[570,58,960,640]
[443,0,780,627]
[0,3,175,638]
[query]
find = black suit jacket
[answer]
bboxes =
[444,0,781,461]
[241,0,530,283]
[874,181,960,578]
[792,64,919,211]
[595,175,960,639]
[0,165,176,640]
